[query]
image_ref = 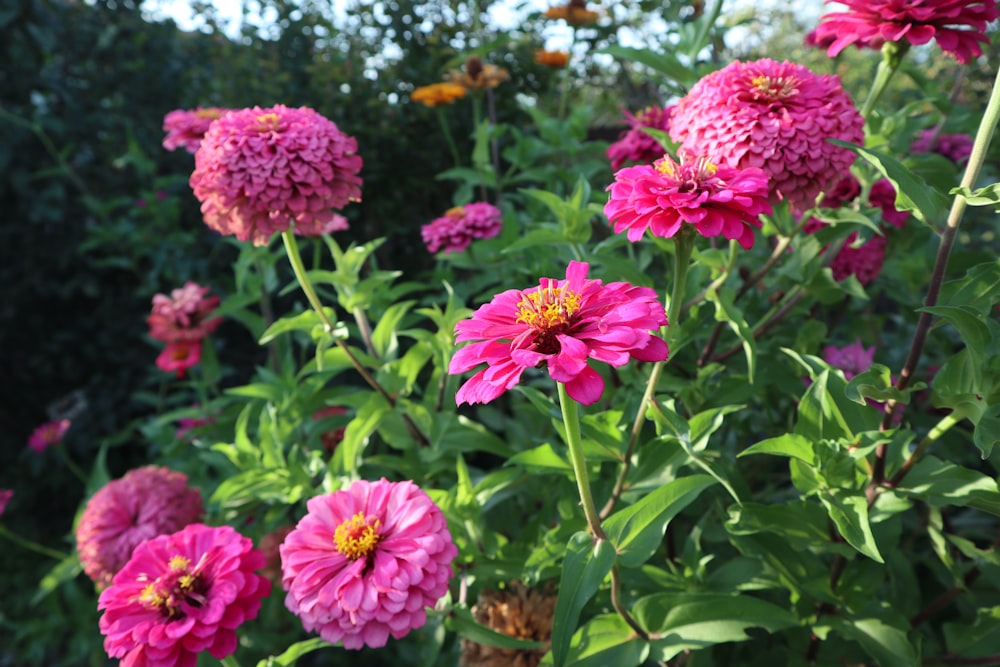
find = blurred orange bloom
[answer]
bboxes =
[544,0,599,26]
[447,56,511,90]
[412,82,467,107]
[534,50,571,68]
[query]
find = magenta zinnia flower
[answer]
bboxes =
[810,0,999,64]
[868,178,909,228]
[0,489,12,517]
[449,261,668,406]
[98,523,270,667]
[606,105,674,171]
[669,59,864,213]
[190,105,363,246]
[912,129,975,164]
[77,466,204,588]
[162,107,231,154]
[27,419,71,453]
[280,478,458,650]
[604,155,772,249]
[156,340,203,378]
[147,281,221,344]
[421,202,503,254]
[823,339,876,380]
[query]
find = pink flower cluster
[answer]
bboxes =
[98,523,270,667]
[809,0,999,64]
[606,105,674,170]
[669,59,864,213]
[0,489,12,517]
[280,478,458,649]
[76,466,204,588]
[190,105,363,246]
[449,261,668,405]
[605,154,772,249]
[162,107,231,154]
[421,202,503,254]
[823,339,875,381]
[911,129,974,164]
[147,281,221,378]
[27,419,71,453]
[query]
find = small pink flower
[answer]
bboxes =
[312,406,349,453]
[823,339,876,380]
[829,234,888,285]
[280,478,458,650]
[868,178,909,228]
[28,419,71,453]
[76,466,204,588]
[98,523,270,667]
[0,489,12,517]
[190,105,363,246]
[809,0,999,64]
[176,413,215,439]
[449,261,668,406]
[162,107,231,154]
[604,154,772,249]
[606,105,674,171]
[156,340,202,378]
[669,59,864,213]
[147,281,221,344]
[912,129,975,164]
[422,202,503,254]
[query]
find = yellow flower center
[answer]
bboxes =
[195,108,224,119]
[254,112,282,132]
[516,286,581,331]
[750,75,799,100]
[169,555,191,571]
[334,512,382,560]
[136,554,205,620]
[445,206,466,218]
[656,156,718,181]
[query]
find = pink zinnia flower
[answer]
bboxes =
[0,489,12,517]
[76,466,204,588]
[912,129,975,164]
[280,478,458,650]
[27,419,71,453]
[606,105,674,171]
[147,281,221,344]
[829,234,888,285]
[449,261,668,406]
[868,178,909,228]
[98,523,270,667]
[421,202,503,254]
[190,105,363,246]
[669,59,864,213]
[810,0,999,65]
[823,339,875,380]
[604,155,772,249]
[156,340,203,378]
[162,107,230,154]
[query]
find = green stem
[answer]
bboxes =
[887,411,962,489]
[557,383,606,540]
[0,525,69,561]
[557,30,577,122]
[860,42,909,121]
[56,443,88,485]
[436,107,462,167]
[220,655,241,667]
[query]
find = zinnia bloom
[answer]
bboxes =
[604,154,772,249]
[76,466,204,588]
[162,107,230,154]
[607,105,675,171]
[868,178,909,228]
[422,202,503,254]
[156,340,203,378]
[412,82,468,107]
[829,233,888,285]
[544,0,600,25]
[280,478,458,650]
[190,105,363,246]
[449,261,668,406]
[147,281,221,344]
[669,59,864,213]
[823,339,875,380]
[534,50,571,68]
[0,489,12,517]
[460,582,556,667]
[447,57,510,90]
[98,523,270,667]
[809,0,999,64]
[27,419,71,453]
[912,129,974,164]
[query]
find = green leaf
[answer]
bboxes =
[507,443,573,473]
[603,475,716,568]
[501,226,569,253]
[256,638,329,667]
[845,364,913,406]
[951,182,1000,208]
[561,613,648,667]
[706,288,756,382]
[31,554,82,605]
[226,383,284,402]
[830,140,949,223]
[944,607,1000,657]
[820,607,918,667]
[370,300,415,359]
[739,433,816,465]
[331,393,391,475]
[939,261,1000,314]
[446,606,548,650]
[551,532,616,667]
[819,491,884,563]
[258,309,322,344]
[636,593,797,662]
[919,305,993,382]
[596,45,693,87]
[894,455,1000,517]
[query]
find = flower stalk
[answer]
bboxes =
[860,41,910,121]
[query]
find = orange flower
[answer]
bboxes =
[543,0,599,26]
[447,56,511,90]
[411,82,467,107]
[534,49,570,68]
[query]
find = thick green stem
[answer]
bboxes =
[860,42,909,121]
[557,383,606,540]
[436,107,462,167]
[0,525,69,561]
[57,443,89,485]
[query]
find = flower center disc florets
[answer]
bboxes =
[253,112,283,133]
[516,286,582,332]
[334,512,382,560]
[749,74,800,102]
[137,554,206,620]
[655,155,719,192]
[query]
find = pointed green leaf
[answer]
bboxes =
[739,433,816,465]
[895,455,1000,516]
[561,613,648,667]
[256,638,329,667]
[820,491,884,562]
[551,533,616,667]
[446,606,548,650]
